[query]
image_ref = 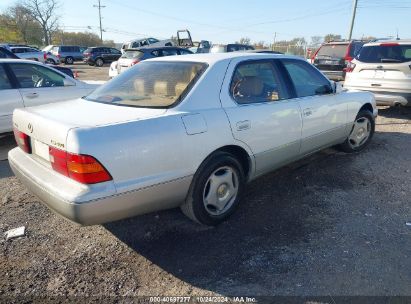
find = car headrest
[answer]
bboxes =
[237,76,264,97]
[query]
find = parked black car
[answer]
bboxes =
[311,40,366,81]
[83,47,122,67]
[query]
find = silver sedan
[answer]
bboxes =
[9,53,377,226]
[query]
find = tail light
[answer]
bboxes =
[130,59,140,66]
[49,147,112,184]
[84,52,90,57]
[345,61,356,73]
[13,129,31,154]
[43,52,47,60]
[57,54,61,58]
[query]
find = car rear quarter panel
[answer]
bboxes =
[66,108,250,197]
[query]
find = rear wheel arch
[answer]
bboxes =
[213,145,252,179]
[359,103,373,114]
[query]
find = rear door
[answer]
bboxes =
[0,64,24,133]
[353,43,411,92]
[8,63,85,108]
[220,59,302,176]
[280,59,347,154]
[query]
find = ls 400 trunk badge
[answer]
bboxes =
[28,123,33,133]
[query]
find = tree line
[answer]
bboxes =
[0,0,115,48]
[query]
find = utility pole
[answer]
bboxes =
[272,32,277,51]
[347,0,358,40]
[93,0,105,43]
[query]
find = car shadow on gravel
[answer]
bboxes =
[377,106,411,119]
[103,147,368,294]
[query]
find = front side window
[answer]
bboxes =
[148,38,159,44]
[230,61,286,104]
[10,63,65,88]
[85,61,207,108]
[0,65,12,90]
[282,59,332,98]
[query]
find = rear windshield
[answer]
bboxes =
[121,50,144,59]
[356,44,411,63]
[316,44,348,58]
[84,61,208,108]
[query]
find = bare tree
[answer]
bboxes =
[23,0,59,45]
[7,4,42,45]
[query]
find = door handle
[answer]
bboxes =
[25,92,38,99]
[236,120,251,131]
[303,108,313,117]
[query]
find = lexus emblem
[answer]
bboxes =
[28,123,33,133]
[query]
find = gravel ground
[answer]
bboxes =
[0,106,410,301]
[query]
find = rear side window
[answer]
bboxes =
[122,50,144,59]
[230,61,287,104]
[161,49,178,56]
[282,59,332,97]
[10,63,65,88]
[0,65,12,90]
[349,42,364,57]
[357,44,411,63]
[316,44,348,58]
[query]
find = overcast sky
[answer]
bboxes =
[1,0,410,44]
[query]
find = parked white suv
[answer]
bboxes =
[344,40,411,107]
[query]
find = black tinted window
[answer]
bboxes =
[0,65,12,90]
[357,44,411,63]
[161,49,178,56]
[282,59,332,97]
[231,61,286,104]
[349,42,364,57]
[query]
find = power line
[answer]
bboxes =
[93,0,105,42]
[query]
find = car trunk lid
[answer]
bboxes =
[13,98,166,160]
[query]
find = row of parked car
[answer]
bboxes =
[312,39,411,107]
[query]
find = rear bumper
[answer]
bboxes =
[373,92,411,107]
[344,88,411,107]
[8,148,192,225]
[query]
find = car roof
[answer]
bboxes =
[363,39,411,46]
[146,52,298,65]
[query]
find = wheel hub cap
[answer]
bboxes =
[203,166,239,216]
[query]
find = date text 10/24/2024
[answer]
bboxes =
[148,297,258,303]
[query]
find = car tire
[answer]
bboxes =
[65,57,74,64]
[338,110,375,153]
[181,152,245,226]
[95,58,104,67]
[46,58,56,65]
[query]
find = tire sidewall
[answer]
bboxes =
[96,58,104,67]
[188,152,245,226]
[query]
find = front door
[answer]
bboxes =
[0,64,24,133]
[8,63,81,108]
[220,59,302,177]
[280,59,347,155]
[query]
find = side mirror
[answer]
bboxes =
[63,78,76,86]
